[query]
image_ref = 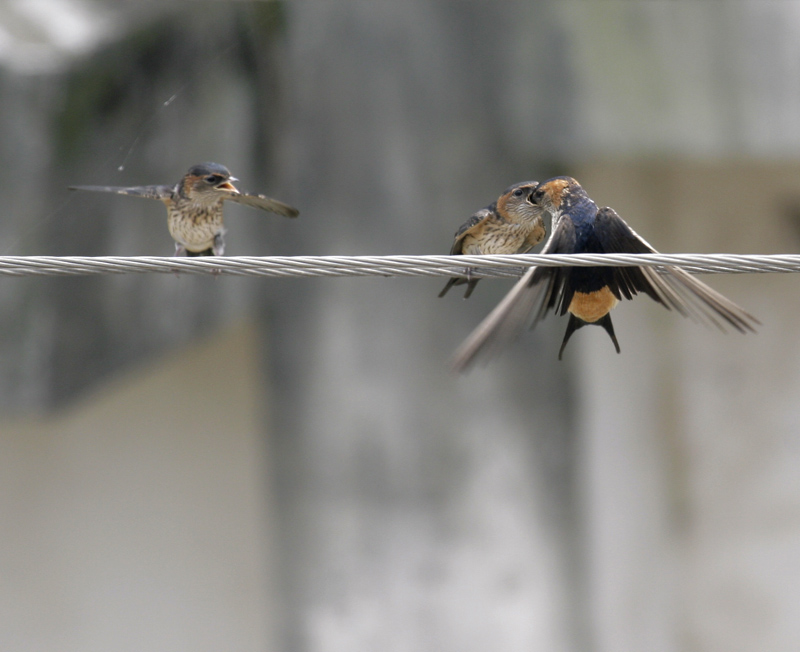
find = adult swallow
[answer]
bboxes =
[439,181,545,298]
[70,162,299,256]
[452,176,759,369]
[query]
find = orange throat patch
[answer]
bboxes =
[568,287,619,323]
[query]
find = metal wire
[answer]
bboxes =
[0,253,796,278]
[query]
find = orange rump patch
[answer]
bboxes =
[568,287,619,323]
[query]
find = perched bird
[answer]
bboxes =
[452,176,759,369]
[70,162,299,256]
[439,181,545,298]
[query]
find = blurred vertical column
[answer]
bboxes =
[268,1,583,651]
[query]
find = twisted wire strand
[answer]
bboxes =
[0,253,796,278]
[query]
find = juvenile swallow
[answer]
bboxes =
[70,162,299,256]
[439,181,545,298]
[452,176,759,369]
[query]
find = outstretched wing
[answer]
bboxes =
[594,207,758,333]
[68,184,174,200]
[223,192,299,218]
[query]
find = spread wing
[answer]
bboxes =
[451,206,758,372]
[448,207,495,255]
[594,207,758,332]
[450,212,575,370]
[223,192,299,218]
[68,184,174,200]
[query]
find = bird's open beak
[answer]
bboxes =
[216,177,239,193]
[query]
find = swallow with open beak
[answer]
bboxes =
[70,162,299,256]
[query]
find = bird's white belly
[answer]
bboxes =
[167,204,224,252]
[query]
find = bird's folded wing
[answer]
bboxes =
[448,208,495,255]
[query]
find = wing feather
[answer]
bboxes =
[595,207,758,333]
[224,192,299,218]
[448,208,495,255]
[450,214,575,371]
[68,184,174,200]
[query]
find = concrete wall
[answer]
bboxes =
[0,322,276,652]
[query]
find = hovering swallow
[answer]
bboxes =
[452,176,759,370]
[70,162,299,256]
[439,181,545,298]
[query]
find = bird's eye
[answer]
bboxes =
[513,188,525,197]
[205,174,222,184]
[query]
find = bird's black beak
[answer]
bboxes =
[527,184,553,210]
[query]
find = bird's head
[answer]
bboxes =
[496,180,541,219]
[182,162,240,200]
[528,176,583,213]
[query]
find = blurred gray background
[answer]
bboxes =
[0,1,797,651]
